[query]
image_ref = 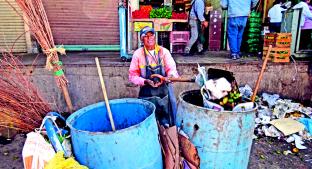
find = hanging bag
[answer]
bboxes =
[22,129,55,169]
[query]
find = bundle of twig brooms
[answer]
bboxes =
[6,0,73,112]
[0,52,52,132]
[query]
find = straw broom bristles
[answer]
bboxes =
[0,52,52,132]
[6,0,68,88]
[6,0,73,112]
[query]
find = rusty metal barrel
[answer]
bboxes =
[176,90,256,169]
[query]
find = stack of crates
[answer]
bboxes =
[208,10,222,51]
[170,31,190,53]
[263,33,292,62]
[245,11,262,53]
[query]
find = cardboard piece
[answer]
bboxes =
[270,118,305,136]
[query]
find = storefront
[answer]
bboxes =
[0,0,29,53]
[127,0,229,55]
[127,0,190,54]
[42,0,120,51]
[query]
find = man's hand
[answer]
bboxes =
[144,79,157,88]
[202,21,209,28]
[164,77,171,83]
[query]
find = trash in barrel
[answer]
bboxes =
[176,90,257,169]
[66,98,162,169]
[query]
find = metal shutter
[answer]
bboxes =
[42,0,119,45]
[0,0,27,53]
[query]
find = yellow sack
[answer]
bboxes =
[44,151,88,169]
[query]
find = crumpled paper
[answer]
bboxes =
[262,93,280,108]
[239,84,253,99]
[286,134,307,149]
[273,99,307,118]
[261,125,282,137]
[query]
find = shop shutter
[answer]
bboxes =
[0,0,27,53]
[42,0,119,45]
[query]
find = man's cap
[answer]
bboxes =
[140,26,155,39]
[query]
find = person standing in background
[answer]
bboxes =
[184,0,209,56]
[268,0,286,33]
[293,0,312,49]
[221,0,259,60]
[293,0,312,26]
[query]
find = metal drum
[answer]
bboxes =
[176,90,256,169]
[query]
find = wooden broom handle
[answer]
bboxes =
[251,45,272,102]
[95,57,116,131]
[61,85,73,113]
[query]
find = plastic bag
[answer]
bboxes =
[45,151,88,169]
[22,132,56,169]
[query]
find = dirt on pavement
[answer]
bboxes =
[0,134,311,169]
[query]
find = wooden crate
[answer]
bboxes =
[264,33,292,47]
[275,33,292,47]
[263,47,291,63]
[276,33,292,40]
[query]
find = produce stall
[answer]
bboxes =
[127,1,189,54]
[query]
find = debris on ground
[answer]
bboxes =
[248,91,312,154]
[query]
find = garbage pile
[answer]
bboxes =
[22,113,88,169]
[195,65,312,153]
[195,65,254,112]
[246,89,312,153]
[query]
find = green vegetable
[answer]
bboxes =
[150,7,172,18]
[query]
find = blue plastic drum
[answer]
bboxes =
[66,98,162,169]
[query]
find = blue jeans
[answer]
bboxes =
[227,16,248,55]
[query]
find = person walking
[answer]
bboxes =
[221,0,259,60]
[184,0,209,56]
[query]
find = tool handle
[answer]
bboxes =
[95,57,116,131]
[150,74,195,85]
[168,77,195,83]
[251,45,272,102]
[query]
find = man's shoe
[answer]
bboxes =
[231,54,238,60]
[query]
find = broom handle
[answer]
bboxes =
[251,45,272,102]
[61,85,73,113]
[95,57,116,131]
